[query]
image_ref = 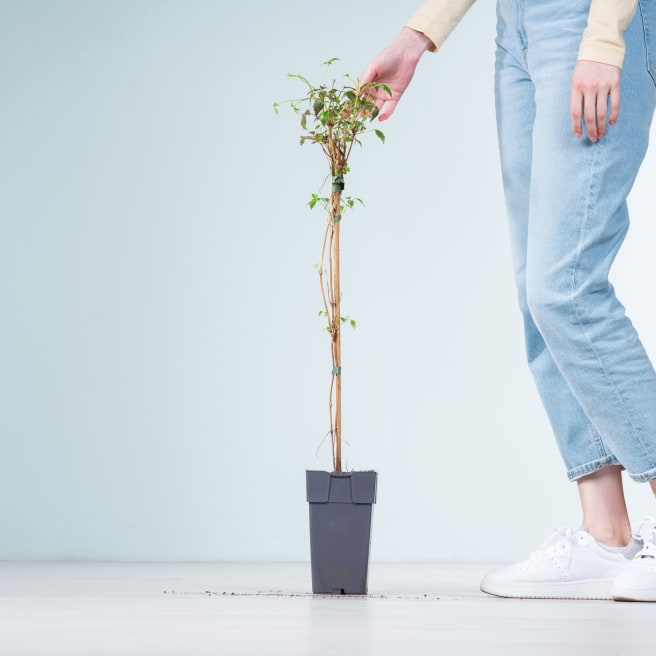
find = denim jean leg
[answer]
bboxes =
[495,0,619,480]
[523,0,656,481]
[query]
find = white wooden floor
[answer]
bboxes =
[1,562,654,655]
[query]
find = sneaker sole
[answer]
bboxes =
[480,578,613,600]
[612,589,656,602]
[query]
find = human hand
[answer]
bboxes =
[570,60,621,141]
[359,27,433,121]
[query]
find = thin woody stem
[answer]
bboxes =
[318,219,332,323]
[328,371,335,466]
[331,188,342,472]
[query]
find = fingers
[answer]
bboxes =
[609,84,620,126]
[583,89,602,141]
[570,61,621,142]
[570,87,583,139]
[357,77,392,121]
[595,91,608,138]
[378,99,398,121]
[366,94,396,122]
[571,90,617,142]
[358,60,387,119]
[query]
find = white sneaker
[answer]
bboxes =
[612,517,656,602]
[480,526,634,600]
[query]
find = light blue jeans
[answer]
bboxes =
[495,0,656,481]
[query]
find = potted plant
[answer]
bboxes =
[276,59,390,594]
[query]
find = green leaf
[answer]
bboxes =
[323,57,340,66]
[273,102,280,115]
[350,319,356,329]
[382,84,392,97]
[375,129,385,144]
[287,72,312,88]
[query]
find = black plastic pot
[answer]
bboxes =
[306,470,377,594]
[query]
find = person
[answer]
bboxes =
[360,0,656,601]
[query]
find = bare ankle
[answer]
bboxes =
[584,523,631,547]
[577,466,631,547]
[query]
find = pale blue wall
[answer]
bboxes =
[1,0,655,561]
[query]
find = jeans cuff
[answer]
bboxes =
[628,464,656,483]
[566,455,621,481]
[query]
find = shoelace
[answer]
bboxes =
[527,526,579,564]
[633,518,656,560]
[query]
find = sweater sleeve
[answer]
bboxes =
[405,0,477,52]
[577,0,638,68]
[406,0,638,68]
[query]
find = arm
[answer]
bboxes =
[570,0,638,140]
[359,0,476,120]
